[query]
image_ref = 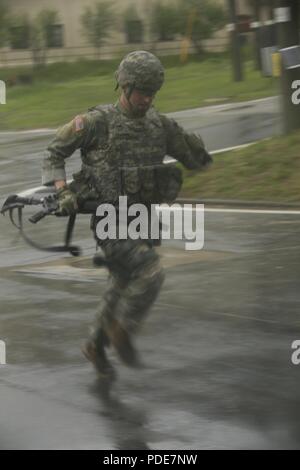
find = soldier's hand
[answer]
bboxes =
[56,186,78,215]
[201,149,213,169]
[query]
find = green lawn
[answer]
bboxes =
[180,131,300,203]
[0,55,278,130]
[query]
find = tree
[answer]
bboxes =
[8,9,59,67]
[81,1,115,58]
[150,2,179,42]
[176,0,226,57]
[30,10,59,67]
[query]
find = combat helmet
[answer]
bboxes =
[115,50,165,94]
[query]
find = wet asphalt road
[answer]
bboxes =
[1,101,300,450]
[0,95,282,156]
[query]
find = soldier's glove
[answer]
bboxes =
[201,149,213,169]
[185,133,213,170]
[56,186,78,215]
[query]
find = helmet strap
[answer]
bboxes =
[125,84,134,101]
[124,84,135,112]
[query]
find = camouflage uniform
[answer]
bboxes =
[42,51,212,373]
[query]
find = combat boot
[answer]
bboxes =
[82,339,116,381]
[102,317,141,368]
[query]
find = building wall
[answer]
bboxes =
[7,0,152,47]
[1,0,232,67]
[236,0,273,22]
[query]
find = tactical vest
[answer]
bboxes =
[72,105,182,205]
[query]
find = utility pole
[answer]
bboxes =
[277,0,299,47]
[268,0,275,21]
[253,0,262,71]
[276,0,300,133]
[290,1,299,44]
[267,1,275,37]
[228,0,243,81]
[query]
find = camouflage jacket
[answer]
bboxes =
[42,102,212,205]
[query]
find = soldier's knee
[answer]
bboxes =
[128,242,159,271]
[152,264,165,289]
[127,246,164,299]
[100,239,164,286]
[151,268,165,300]
[140,262,165,302]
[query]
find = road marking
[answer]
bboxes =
[159,206,300,215]
[210,142,259,154]
[164,142,260,164]
[0,128,54,135]
[204,208,300,215]
[169,96,277,117]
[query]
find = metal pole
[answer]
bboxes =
[276,0,300,133]
[276,0,298,47]
[290,1,299,44]
[253,0,262,70]
[228,0,243,81]
[268,0,274,18]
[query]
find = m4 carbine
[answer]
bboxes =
[1,188,99,257]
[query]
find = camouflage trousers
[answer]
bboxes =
[90,218,165,345]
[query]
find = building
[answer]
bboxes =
[0,0,272,67]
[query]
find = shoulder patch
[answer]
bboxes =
[74,115,85,132]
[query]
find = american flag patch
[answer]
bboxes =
[74,115,84,132]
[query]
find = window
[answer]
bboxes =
[46,24,64,48]
[125,20,144,44]
[10,26,30,49]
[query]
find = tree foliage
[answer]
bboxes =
[7,9,59,66]
[149,0,226,55]
[30,10,59,66]
[81,1,115,57]
[176,0,226,56]
[150,2,179,42]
